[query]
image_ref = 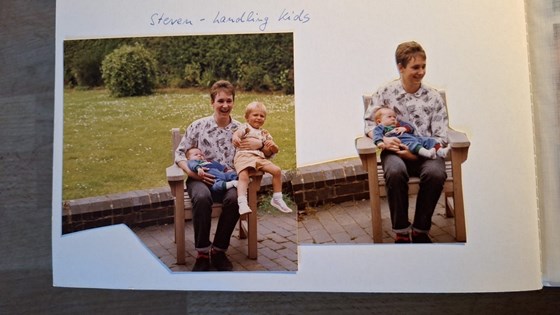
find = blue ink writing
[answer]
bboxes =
[150,13,194,26]
[213,11,269,31]
[278,9,311,24]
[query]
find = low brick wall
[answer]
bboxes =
[62,158,370,234]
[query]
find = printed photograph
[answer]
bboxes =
[296,41,470,245]
[61,33,298,272]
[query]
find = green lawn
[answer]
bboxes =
[63,88,296,200]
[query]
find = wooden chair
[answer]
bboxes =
[166,128,262,264]
[355,91,470,243]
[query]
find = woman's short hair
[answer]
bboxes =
[210,80,235,102]
[395,41,426,68]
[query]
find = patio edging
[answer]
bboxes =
[62,157,370,233]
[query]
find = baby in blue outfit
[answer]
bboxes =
[186,147,238,192]
[373,107,448,159]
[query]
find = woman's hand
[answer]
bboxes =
[238,137,262,151]
[382,136,403,152]
[383,136,417,160]
[396,149,418,161]
[232,133,242,148]
[178,161,216,185]
[263,140,278,153]
[198,171,216,186]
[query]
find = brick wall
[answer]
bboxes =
[62,158,369,234]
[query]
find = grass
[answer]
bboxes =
[63,88,296,200]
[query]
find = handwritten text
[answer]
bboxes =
[148,9,311,32]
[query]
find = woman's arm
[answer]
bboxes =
[177,160,216,185]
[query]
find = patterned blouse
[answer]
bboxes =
[364,79,449,145]
[175,116,241,169]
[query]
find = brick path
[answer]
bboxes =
[134,195,456,272]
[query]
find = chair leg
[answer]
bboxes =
[247,176,261,260]
[239,215,248,239]
[171,181,186,265]
[445,192,455,218]
[451,148,468,242]
[366,156,383,243]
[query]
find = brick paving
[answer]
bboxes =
[133,195,456,272]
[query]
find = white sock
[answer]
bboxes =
[237,195,252,215]
[226,180,238,189]
[418,147,436,159]
[273,192,283,201]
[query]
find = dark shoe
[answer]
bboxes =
[192,254,210,272]
[211,250,233,271]
[395,233,411,243]
[412,231,432,243]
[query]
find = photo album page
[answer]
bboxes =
[53,0,543,292]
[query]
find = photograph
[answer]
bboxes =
[61,33,298,272]
[297,41,469,245]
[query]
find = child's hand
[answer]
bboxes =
[197,168,206,177]
[377,142,386,150]
[393,127,407,135]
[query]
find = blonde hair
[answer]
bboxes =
[374,107,394,123]
[244,101,267,118]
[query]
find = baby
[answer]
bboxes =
[233,101,292,215]
[373,107,448,159]
[186,147,238,192]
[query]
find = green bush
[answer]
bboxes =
[101,44,158,97]
[238,63,272,92]
[183,62,201,87]
[279,68,295,94]
[70,53,104,87]
[199,70,216,88]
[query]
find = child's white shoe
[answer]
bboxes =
[270,198,293,213]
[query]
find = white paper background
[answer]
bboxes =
[53,0,542,292]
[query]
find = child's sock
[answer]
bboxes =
[237,195,252,215]
[270,192,293,213]
[436,147,449,158]
[418,147,436,159]
[226,180,238,189]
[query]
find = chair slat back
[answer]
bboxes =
[171,128,182,161]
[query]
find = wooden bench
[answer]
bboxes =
[355,91,470,243]
[165,128,262,264]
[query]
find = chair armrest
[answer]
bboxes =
[355,136,377,155]
[448,128,470,149]
[166,163,185,182]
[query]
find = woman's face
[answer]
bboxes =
[399,55,426,91]
[212,90,234,119]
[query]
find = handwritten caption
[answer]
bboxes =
[149,9,311,32]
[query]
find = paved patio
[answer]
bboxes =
[133,195,457,272]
